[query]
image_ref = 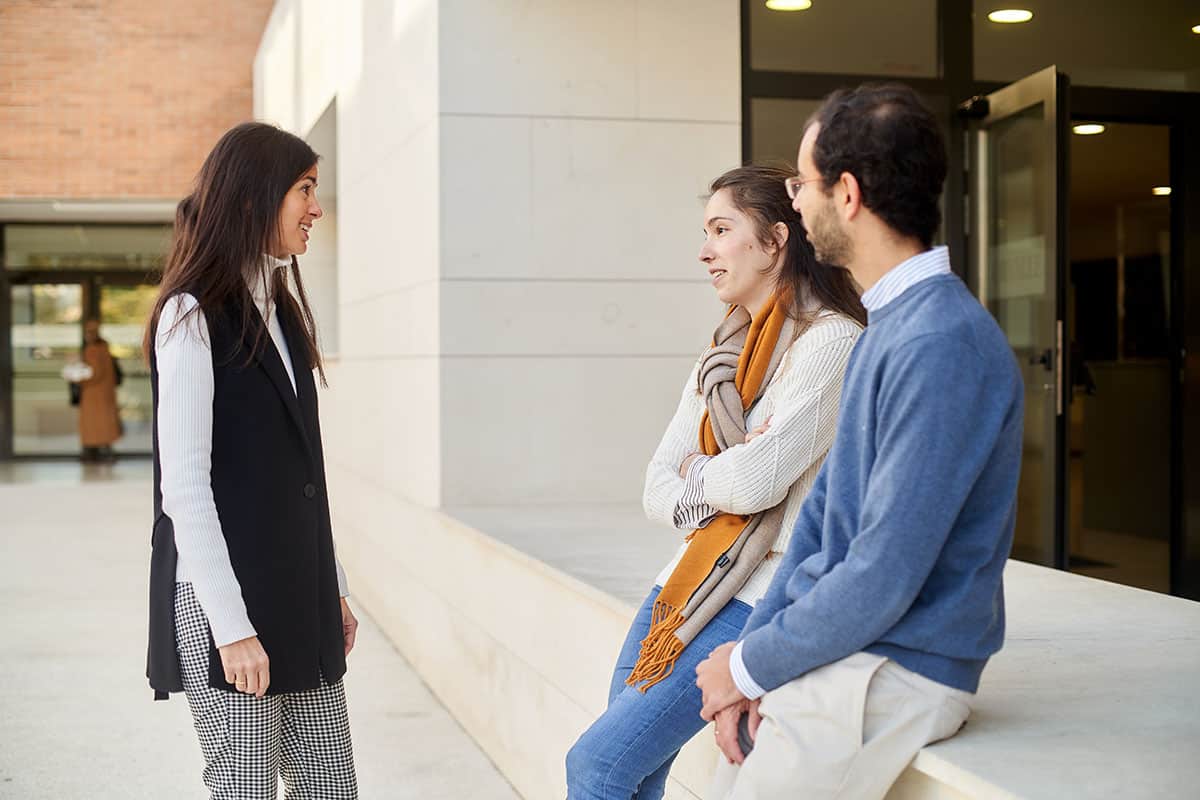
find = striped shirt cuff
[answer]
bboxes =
[673,454,720,530]
[731,640,767,700]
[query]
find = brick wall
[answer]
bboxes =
[0,0,276,199]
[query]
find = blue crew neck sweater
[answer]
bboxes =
[739,272,1024,693]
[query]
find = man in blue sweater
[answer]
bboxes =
[695,83,1024,799]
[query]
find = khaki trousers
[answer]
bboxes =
[708,652,972,800]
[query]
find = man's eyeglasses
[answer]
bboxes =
[784,175,820,200]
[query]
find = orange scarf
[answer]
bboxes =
[626,294,791,691]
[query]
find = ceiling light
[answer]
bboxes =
[1072,123,1105,135]
[765,0,813,10]
[988,9,1034,23]
[1192,24,1200,34]
[1153,186,1172,196]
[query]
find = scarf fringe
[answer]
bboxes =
[625,598,688,693]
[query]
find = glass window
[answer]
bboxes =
[975,1,1200,92]
[749,95,950,245]
[10,283,84,456]
[3,224,171,271]
[749,98,822,165]
[749,0,938,78]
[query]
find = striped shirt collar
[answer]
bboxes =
[860,245,952,312]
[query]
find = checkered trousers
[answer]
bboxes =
[174,582,358,799]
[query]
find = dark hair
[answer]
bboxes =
[808,83,946,249]
[710,164,867,327]
[143,122,326,384]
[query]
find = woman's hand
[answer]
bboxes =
[341,597,359,656]
[744,416,772,444]
[218,636,270,698]
[713,698,763,765]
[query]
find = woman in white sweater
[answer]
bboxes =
[565,165,866,799]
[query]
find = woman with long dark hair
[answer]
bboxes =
[564,165,866,799]
[145,122,358,798]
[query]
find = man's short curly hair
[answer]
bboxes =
[808,84,946,249]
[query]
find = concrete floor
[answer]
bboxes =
[0,462,520,800]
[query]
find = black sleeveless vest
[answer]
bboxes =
[146,292,346,699]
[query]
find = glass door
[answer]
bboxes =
[99,282,158,455]
[968,66,1070,569]
[9,282,85,456]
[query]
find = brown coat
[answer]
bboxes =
[79,341,121,447]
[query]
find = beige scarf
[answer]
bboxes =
[626,293,801,691]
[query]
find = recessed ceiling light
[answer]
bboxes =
[1192,24,1200,34]
[1072,123,1106,135]
[988,9,1034,23]
[1153,186,1172,196]
[766,0,813,9]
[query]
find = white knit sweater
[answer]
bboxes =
[644,309,862,606]
[155,261,347,647]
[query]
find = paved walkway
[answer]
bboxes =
[0,461,520,799]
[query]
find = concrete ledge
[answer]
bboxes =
[329,470,1200,799]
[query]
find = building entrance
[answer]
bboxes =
[966,68,1198,597]
[1,224,167,459]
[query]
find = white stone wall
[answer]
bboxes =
[437,0,739,506]
[256,0,443,508]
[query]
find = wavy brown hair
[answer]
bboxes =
[710,164,866,327]
[144,122,326,384]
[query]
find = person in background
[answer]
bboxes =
[76,318,121,462]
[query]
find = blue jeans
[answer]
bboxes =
[565,585,752,800]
